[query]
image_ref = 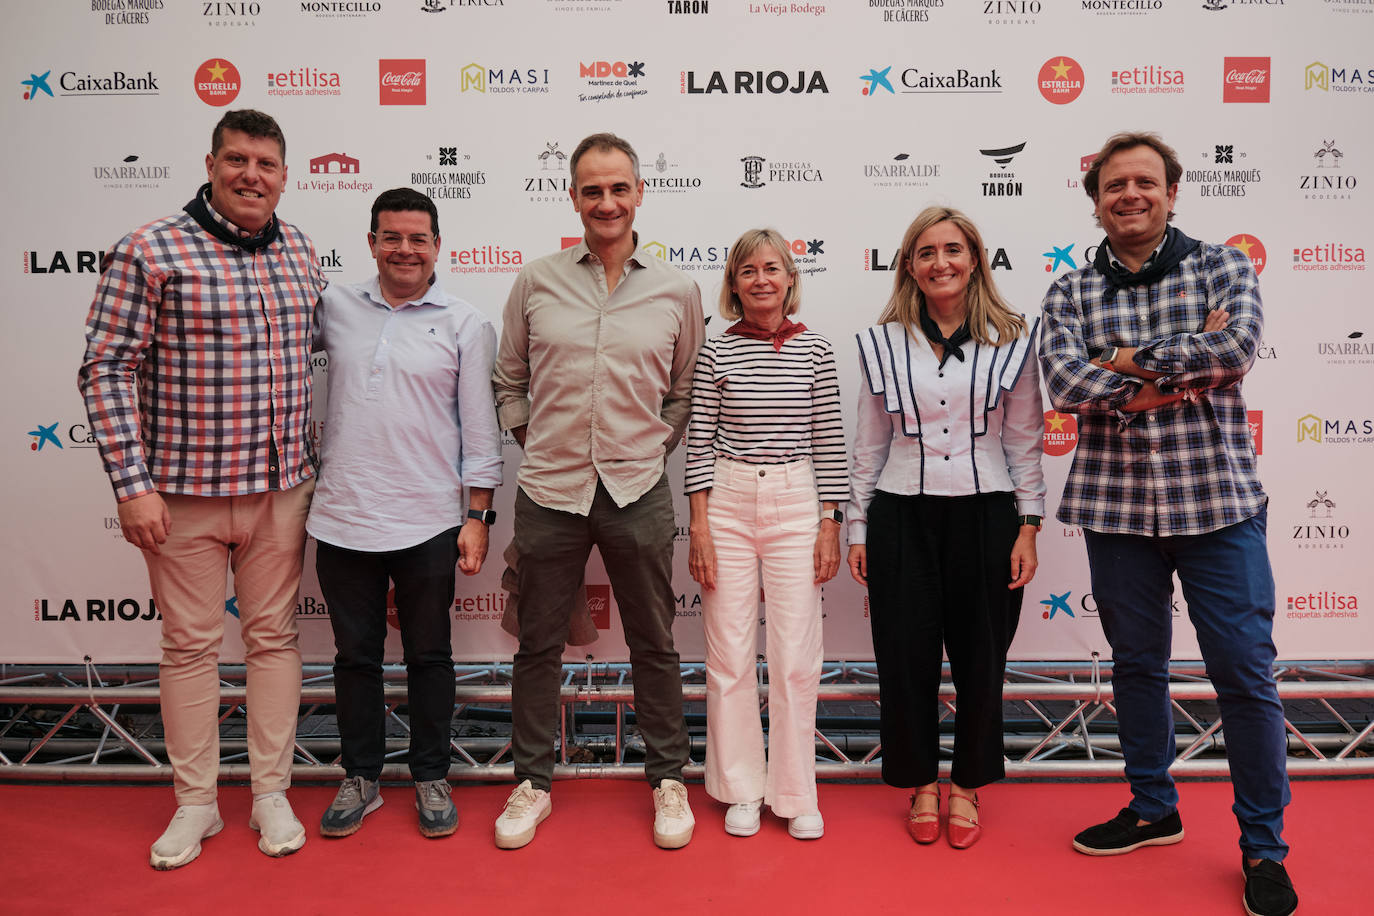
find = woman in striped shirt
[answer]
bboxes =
[685,228,849,841]
[847,206,1045,850]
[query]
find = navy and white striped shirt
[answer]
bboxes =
[1039,240,1265,536]
[684,330,848,501]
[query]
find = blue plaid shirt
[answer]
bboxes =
[1038,239,1265,536]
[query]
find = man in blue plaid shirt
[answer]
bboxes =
[1039,132,1296,916]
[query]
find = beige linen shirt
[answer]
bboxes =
[494,236,705,515]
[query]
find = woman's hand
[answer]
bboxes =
[1008,527,1038,589]
[847,543,867,586]
[689,526,716,590]
[814,521,841,584]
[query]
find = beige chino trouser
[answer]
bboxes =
[142,480,314,804]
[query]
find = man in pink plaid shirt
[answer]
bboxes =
[79,110,325,870]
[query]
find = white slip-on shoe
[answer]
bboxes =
[249,792,307,857]
[150,803,223,870]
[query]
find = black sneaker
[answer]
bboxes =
[1072,806,1185,856]
[320,776,382,837]
[1243,857,1298,916]
[415,779,458,838]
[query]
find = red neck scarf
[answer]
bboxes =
[726,317,808,352]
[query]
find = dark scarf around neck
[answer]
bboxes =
[918,306,971,369]
[184,183,281,252]
[1093,225,1201,297]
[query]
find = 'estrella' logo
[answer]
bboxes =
[21,70,53,101]
[1041,591,1074,620]
[27,422,62,451]
[860,66,894,97]
[1043,243,1076,272]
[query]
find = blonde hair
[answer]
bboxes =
[718,228,801,320]
[877,206,1025,345]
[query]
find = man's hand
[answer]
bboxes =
[510,425,527,448]
[1122,379,1187,413]
[118,492,171,554]
[457,519,489,575]
[1202,307,1230,333]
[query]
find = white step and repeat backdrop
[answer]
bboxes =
[3,1,1371,665]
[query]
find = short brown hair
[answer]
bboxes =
[719,228,801,320]
[1083,131,1182,200]
[211,109,286,160]
[569,132,641,187]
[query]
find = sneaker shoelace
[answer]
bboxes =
[656,783,686,818]
[334,777,363,808]
[503,785,538,818]
[418,781,450,810]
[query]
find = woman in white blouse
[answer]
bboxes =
[685,228,849,841]
[847,207,1045,849]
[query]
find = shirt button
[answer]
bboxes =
[943,428,949,434]
[943,456,950,461]
[758,469,766,477]
[938,372,944,378]
[940,400,946,406]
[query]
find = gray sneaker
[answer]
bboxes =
[415,779,458,838]
[320,776,382,838]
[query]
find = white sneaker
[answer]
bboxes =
[249,792,307,857]
[494,779,551,849]
[724,799,763,837]
[788,812,825,840]
[149,803,223,870]
[652,779,695,849]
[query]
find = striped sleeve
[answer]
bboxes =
[810,336,849,502]
[683,338,720,493]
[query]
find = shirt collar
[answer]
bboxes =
[571,232,648,272]
[201,186,273,241]
[1103,235,1168,273]
[359,274,448,310]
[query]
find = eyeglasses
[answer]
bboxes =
[372,232,436,251]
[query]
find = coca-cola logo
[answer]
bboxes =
[379,58,426,105]
[585,584,611,630]
[1222,56,1270,103]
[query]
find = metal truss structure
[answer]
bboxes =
[2,659,1371,782]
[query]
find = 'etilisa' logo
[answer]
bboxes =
[194,59,240,106]
[1292,242,1366,272]
[1225,233,1266,274]
[1038,56,1083,104]
[1043,410,1077,457]
[1223,57,1270,103]
[267,66,342,97]
[379,59,425,105]
[1110,64,1185,95]
[450,244,524,274]
[20,70,53,101]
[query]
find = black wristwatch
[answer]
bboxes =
[1018,515,1043,531]
[467,508,497,526]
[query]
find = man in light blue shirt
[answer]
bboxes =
[307,187,502,840]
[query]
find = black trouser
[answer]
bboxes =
[316,528,459,782]
[866,491,1022,789]
[510,477,689,791]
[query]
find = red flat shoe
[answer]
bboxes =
[906,789,941,844]
[947,792,981,849]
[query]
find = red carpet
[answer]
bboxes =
[0,779,1364,914]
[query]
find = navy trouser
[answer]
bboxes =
[317,528,459,782]
[1084,507,1290,861]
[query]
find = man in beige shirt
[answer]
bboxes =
[492,132,705,851]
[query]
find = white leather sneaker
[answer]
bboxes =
[494,779,551,849]
[788,811,825,840]
[652,779,694,849]
[724,799,764,837]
